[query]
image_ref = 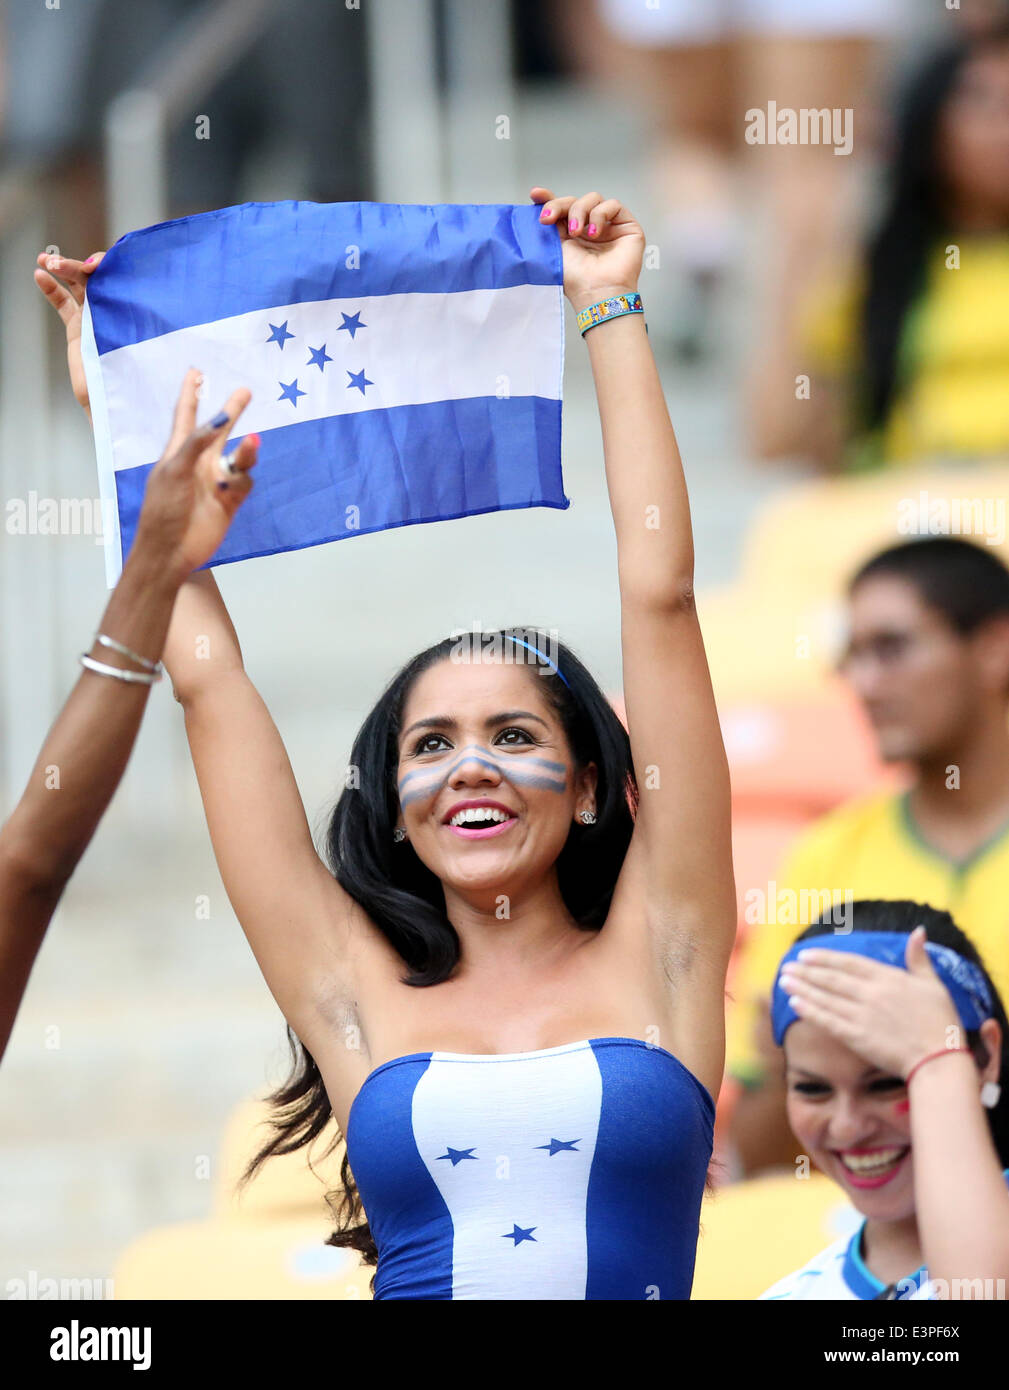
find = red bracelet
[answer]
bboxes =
[903,1046,972,1090]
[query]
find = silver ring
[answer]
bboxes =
[218,453,239,477]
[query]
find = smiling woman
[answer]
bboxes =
[762,900,1009,1300]
[184,186,735,1301]
[38,186,736,1301]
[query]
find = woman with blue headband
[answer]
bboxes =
[37,187,733,1299]
[763,900,1009,1300]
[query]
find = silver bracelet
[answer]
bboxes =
[79,653,162,685]
[94,631,162,673]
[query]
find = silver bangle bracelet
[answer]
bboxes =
[79,653,161,685]
[94,632,162,673]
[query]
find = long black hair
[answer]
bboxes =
[861,22,1009,435]
[240,627,638,1283]
[796,899,1009,1168]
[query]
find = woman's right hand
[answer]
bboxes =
[34,250,105,418]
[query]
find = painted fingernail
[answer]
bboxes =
[209,411,229,428]
[587,223,597,236]
[539,209,550,221]
[85,256,97,265]
[568,217,579,232]
[248,433,261,447]
[216,480,229,491]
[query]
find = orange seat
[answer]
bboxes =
[722,688,891,817]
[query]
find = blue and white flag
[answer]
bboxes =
[81,200,566,585]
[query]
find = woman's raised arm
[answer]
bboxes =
[0,373,258,1059]
[162,573,364,1044]
[534,188,736,1058]
[36,243,366,1050]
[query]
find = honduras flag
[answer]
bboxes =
[81,200,566,585]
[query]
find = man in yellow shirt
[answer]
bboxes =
[729,535,1009,1173]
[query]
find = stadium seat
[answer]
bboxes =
[700,463,1009,703]
[722,688,892,816]
[113,1216,374,1299]
[114,1097,374,1299]
[692,1170,861,1300]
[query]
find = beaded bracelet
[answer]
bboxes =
[576,291,643,336]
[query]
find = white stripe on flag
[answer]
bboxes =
[97,284,563,474]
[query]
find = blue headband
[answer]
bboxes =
[503,634,570,690]
[772,931,994,1045]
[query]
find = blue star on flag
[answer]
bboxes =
[338,310,366,339]
[502,1225,537,1246]
[535,1138,581,1155]
[436,1147,478,1166]
[267,320,295,349]
[278,378,306,406]
[347,368,374,396]
[307,344,332,372]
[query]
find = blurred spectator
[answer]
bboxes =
[752,19,1009,469]
[728,537,1009,1174]
[582,0,913,359]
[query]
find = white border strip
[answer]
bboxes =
[81,295,123,588]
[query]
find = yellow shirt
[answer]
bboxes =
[803,236,1009,468]
[727,789,1009,1084]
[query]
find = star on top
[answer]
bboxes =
[535,1138,581,1155]
[338,310,367,339]
[266,320,295,349]
[437,1147,478,1166]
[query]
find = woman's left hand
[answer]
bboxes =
[132,369,259,582]
[778,927,963,1079]
[530,186,645,314]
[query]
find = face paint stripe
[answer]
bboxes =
[398,766,569,809]
[398,744,567,787]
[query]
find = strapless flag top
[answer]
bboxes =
[345,1036,714,1300]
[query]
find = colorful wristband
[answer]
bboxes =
[576,292,643,336]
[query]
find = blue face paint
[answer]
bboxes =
[397,741,568,810]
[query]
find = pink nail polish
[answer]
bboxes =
[568,218,578,232]
[587,224,597,236]
[539,209,549,221]
[85,256,96,265]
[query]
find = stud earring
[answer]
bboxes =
[393,827,407,843]
[579,810,596,825]
[981,1080,1001,1109]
